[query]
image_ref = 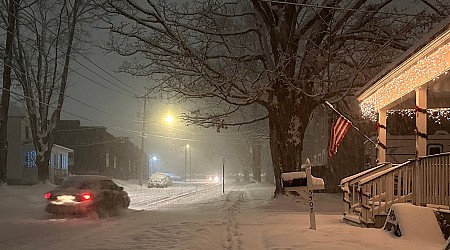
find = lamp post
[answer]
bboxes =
[184,144,189,182]
[150,156,157,175]
[189,146,192,181]
[139,98,147,186]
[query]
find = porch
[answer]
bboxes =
[342,17,450,228]
[341,153,450,228]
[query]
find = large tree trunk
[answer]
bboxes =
[36,151,51,183]
[269,91,314,194]
[0,0,19,184]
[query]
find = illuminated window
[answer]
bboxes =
[24,126,31,140]
[61,154,68,170]
[24,151,37,168]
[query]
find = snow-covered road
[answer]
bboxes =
[1,180,445,250]
[114,179,223,210]
[0,179,241,249]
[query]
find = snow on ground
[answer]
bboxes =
[0,180,446,250]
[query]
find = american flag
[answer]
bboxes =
[328,116,352,157]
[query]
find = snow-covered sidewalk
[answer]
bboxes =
[0,181,446,249]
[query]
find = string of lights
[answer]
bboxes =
[387,108,450,124]
[360,41,450,120]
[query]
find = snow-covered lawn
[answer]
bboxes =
[0,180,446,249]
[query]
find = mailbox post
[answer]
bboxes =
[305,158,316,230]
[280,158,324,231]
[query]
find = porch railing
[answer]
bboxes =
[417,152,450,207]
[358,160,414,225]
[351,152,450,226]
[340,163,392,217]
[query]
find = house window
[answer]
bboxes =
[128,161,131,171]
[61,154,68,170]
[68,152,74,166]
[51,153,56,169]
[106,153,110,168]
[315,123,319,141]
[24,151,37,168]
[113,156,117,168]
[322,117,326,138]
[25,126,31,140]
[428,144,443,155]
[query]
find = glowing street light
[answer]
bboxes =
[165,114,174,125]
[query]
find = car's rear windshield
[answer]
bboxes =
[58,181,95,189]
[150,174,166,180]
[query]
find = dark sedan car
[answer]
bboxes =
[45,175,130,218]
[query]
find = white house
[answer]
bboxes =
[7,103,72,185]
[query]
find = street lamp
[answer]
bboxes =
[165,114,174,125]
[184,144,189,182]
[150,156,157,174]
[189,146,192,181]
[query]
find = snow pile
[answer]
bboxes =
[281,171,307,181]
[390,203,445,245]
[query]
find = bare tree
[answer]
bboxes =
[98,0,448,194]
[11,0,93,183]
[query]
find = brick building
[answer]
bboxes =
[54,120,147,180]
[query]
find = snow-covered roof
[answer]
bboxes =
[357,16,450,102]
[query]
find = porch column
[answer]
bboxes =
[377,108,387,163]
[415,86,427,157]
[414,85,427,206]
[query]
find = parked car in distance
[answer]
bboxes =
[148,173,173,188]
[45,175,130,218]
[160,172,183,181]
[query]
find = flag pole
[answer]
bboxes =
[324,101,377,146]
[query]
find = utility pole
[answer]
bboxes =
[139,97,147,186]
[184,144,189,182]
[189,146,192,181]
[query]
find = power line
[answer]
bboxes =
[13,2,144,95]
[0,81,144,137]
[2,81,266,146]
[260,0,447,18]
[0,57,143,126]
[0,3,144,97]
[0,27,136,98]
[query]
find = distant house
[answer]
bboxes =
[54,120,146,180]
[7,103,72,185]
[301,104,368,192]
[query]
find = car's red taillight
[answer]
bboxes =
[81,193,92,201]
[45,192,51,199]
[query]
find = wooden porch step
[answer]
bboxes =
[343,214,362,227]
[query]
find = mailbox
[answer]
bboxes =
[281,171,325,192]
